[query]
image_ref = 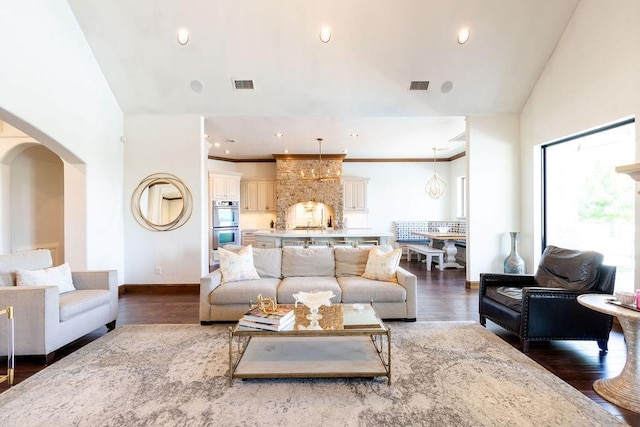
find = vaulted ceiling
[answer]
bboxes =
[67,0,580,160]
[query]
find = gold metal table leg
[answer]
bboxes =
[0,306,15,387]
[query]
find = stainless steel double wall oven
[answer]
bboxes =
[212,200,240,249]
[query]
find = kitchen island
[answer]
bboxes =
[253,229,393,248]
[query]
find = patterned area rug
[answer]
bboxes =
[0,322,625,426]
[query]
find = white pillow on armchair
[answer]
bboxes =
[15,263,76,294]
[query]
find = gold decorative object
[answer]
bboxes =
[300,138,342,182]
[292,290,337,330]
[425,147,445,199]
[294,304,344,330]
[256,294,278,314]
[0,306,15,387]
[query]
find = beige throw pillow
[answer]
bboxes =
[221,245,282,278]
[16,263,76,294]
[218,245,260,284]
[281,246,335,277]
[362,246,402,283]
[334,246,370,277]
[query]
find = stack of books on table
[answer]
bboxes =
[238,306,295,331]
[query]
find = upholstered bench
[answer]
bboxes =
[393,221,430,260]
[393,220,467,261]
[405,245,445,271]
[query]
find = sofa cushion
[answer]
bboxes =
[334,246,370,277]
[338,276,407,303]
[277,276,342,304]
[534,245,603,292]
[252,248,282,278]
[209,278,280,305]
[59,289,110,322]
[222,245,282,278]
[16,263,76,294]
[485,286,523,312]
[218,246,260,284]
[0,249,53,286]
[362,246,402,283]
[281,247,335,277]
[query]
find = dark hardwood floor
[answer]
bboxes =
[1,259,637,425]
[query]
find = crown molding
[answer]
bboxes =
[208,152,466,163]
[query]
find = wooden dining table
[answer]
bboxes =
[412,232,466,269]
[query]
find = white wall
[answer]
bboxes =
[124,115,207,284]
[520,0,640,270]
[343,162,451,233]
[0,0,124,275]
[448,156,467,219]
[10,146,64,259]
[467,115,521,281]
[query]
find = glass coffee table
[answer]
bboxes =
[228,303,391,386]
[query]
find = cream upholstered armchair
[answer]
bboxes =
[0,249,118,363]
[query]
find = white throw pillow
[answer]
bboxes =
[16,263,76,294]
[362,246,402,283]
[218,245,260,284]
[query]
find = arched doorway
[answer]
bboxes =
[0,120,65,263]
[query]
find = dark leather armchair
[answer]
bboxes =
[479,246,616,352]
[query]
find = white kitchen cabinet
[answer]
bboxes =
[242,230,257,247]
[343,177,369,212]
[254,239,275,249]
[210,171,242,201]
[258,181,276,211]
[241,180,276,211]
[241,182,258,211]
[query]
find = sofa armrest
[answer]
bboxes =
[479,273,535,296]
[520,287,613,339]
[0,286,60,354]
[522,287,581,297]
[72,270,119,323]
[396,266,417,320]
[72,270,118,292]
[200,269,223,322]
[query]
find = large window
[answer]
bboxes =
[543,119,635,291]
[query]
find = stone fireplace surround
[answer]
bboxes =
[273,154,345,230]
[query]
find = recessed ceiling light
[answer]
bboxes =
[224,149,230,154]
[214,142,221,147]
[457,28,470,44]
[177,29,190,45]
[441,81,454,93]
[275,132,284,138]
[343,149,349,154]
[320,27,332,43]
[350,133,359,138]
[284,149,289,154]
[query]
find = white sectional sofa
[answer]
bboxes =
[0,249,118,363]
[200,245,417,323]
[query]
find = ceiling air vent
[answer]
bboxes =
[409,81,429,91]
[233,79,254,90]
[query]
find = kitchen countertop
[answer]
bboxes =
[253,229,393,238]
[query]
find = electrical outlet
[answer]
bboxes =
[155,266,162,275]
